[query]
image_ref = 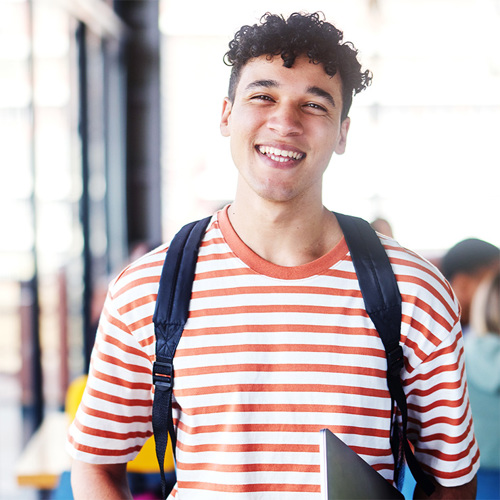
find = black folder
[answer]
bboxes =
[320,428,404,499]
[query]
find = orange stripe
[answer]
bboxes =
[414,418,474,445]
[407,379,463,398]
[176,481,320,493]
[94,351,151,375]
[112,276,160,298]
[195,268,257,281]
[120,259,164,278]
[350,445,393,458]
[401,292,455,332]
[128,315,155,333]
[90,366,152,391]
[176,462,320,473]
[137,335,155,350]
[176,440,318,454]
[405,355,465,394]
[99,331,151,361]
[67,433,142,458]
[197,251,235,263]
[323,268,357,280]
[407,390,467,413]
[388,254,443,285]
[426,335,464,364]
[100,307,129,334]
[175,383,388,399]
[79,402,151,424]
[87,386,151,407]
[398,275,457,321]
[176,421,391,439]
[199,233,224,248]
[406,338,463,385]
[406,361,462,385]
[183,323,379,337]
[175,342,385,358]
[415,437,476,462]
[73,418,151,441]
[408,410,469,430]
[192,284,362,299]
[188,304,368,318]
[172,462,392,484]
[175,362,386,379]
[179,403,391,418]
[372,463,395,474]
[402,314,441,348]
[421,448,480,480]
[117,294,157,314]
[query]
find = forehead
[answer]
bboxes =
[235,54,342,98]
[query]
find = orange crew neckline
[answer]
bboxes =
[217,205,349,280]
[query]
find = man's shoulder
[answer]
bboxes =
[381,236,448,286]
[381,236,461,351]
[108,244,168,299]
[381,235,459,317]
[108,214,221,299]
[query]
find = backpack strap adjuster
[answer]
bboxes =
[152,361,173,391]
[386,345,404,377]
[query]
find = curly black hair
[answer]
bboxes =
[224,12,372,121]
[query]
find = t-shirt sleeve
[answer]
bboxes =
[403,302,479,487]
[386,241,479,488]
[66,283,155,464]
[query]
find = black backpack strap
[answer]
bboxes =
[152,216,212,499]
[334,212,435,497]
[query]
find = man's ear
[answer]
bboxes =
[334,117,350,155]
[220,97,232,137]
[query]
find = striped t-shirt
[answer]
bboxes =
[67,207,479,498]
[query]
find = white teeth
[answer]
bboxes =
[258,146,304,161]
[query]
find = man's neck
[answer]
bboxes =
[227,198,342,267]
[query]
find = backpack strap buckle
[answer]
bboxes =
[386,345,404,377]
[152,361,173,391]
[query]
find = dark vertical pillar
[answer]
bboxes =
[114,0,162,250]
[19,281,43,436]
[76,23,93,370]
[26,0,43,433]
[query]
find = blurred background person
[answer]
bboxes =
[464,269,500,499]
[440,238,500,333]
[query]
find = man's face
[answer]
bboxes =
[220,55,350,205]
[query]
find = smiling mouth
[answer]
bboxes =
[257,145,305,163]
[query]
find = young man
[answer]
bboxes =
[69,13,479,499]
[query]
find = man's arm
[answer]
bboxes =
[414,475,477,500]
[71,460,132,500]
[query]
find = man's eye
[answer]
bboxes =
[251,95,274,102]
[304,102,327,113]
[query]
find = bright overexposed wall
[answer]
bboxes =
[160,0,500,255]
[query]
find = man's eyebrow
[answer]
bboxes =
[244,80,336,107]
[307,86,336,107]
[245,79,279,91]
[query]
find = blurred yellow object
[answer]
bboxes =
[65,374,88,421]
[65,375,174,473]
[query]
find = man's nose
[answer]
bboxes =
[267,103,303,136]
